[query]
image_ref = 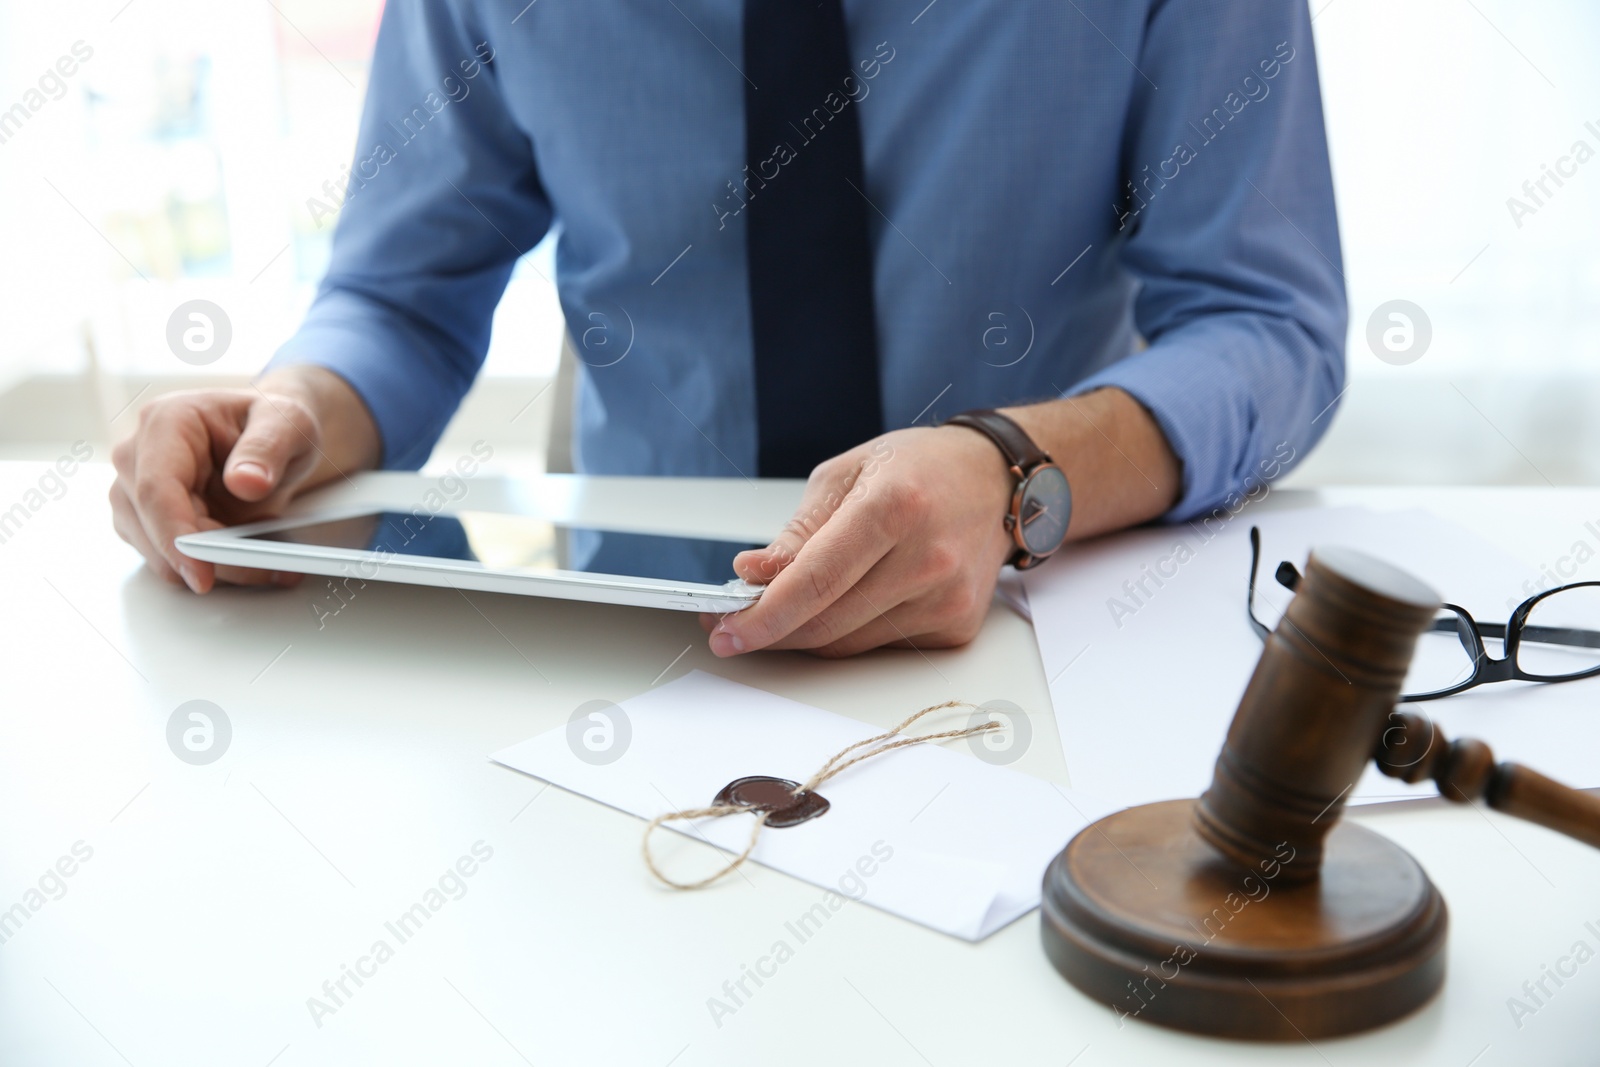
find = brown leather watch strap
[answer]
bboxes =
[942,409,1052,471]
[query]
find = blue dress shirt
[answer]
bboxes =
[269,0,1346,524]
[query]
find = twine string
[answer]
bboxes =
[642,699,1000,890]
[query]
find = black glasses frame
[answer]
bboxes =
[1247,526,1600,702]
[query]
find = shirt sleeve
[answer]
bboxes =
[265,0,551,470]
[1066,0,1347,523]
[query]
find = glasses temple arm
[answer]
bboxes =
[1246,527,1271,639]
[1275,562,1301,591]
[1515,622,1600,650]
[1427,617,1600,650]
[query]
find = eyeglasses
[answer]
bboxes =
[1247,527,1600,702]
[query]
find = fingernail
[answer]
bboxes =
[178,562,203,594]
[232,461,268,480]
[271,571,301,588]
[710,629,746,657]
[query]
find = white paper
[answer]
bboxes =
[1023,506,1599,810]
[491,671,1116,941]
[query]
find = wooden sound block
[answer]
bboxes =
[1041,799,1448,1040]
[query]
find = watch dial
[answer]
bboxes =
[1017,465,1071,556]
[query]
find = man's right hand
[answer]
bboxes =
[110,365,380,593]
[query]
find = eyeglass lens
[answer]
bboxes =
[1404,609,1481,697]
[1518,585,1600,680]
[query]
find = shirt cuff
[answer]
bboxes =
[1064,313,1319,524]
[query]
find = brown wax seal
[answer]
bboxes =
[713,776,830,828]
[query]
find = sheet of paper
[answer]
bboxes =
[1023,506,1596,809]
[491,671,1116,941]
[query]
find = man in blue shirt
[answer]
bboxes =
[110,0,1344,658]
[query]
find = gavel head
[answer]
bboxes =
[1194,546,1441,882]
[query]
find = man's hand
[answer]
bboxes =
[110,365,379,593]
[702,388,1183,658]
[701,426,1016,658]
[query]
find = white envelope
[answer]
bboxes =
[491,671,1116,941]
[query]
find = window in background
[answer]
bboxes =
[0,0,562,402]
[1300,0,1600,485]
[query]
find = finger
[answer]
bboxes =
[109,482,184,586]
[807,598,987,658]
[712,493,901,654]
[185,512,294,588]
[803,608,931,659]
[126,410,216,593]
[788,557,994,657]
[761,550,923,651]
[222,392,320,503]
[213,564,302,588]
[734,454,868,585]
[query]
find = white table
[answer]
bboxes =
[0,462,1596,1066]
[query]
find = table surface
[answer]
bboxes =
[1,461,1596,1067]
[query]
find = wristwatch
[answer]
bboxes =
[943,409,1072,570]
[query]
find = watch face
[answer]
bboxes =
[1016,464,1071,557]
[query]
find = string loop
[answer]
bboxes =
[642,699,1000,889]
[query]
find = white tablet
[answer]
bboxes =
[175,504,765,613]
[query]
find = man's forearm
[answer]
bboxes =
[999,388,1182,542]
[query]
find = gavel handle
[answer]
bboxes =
[1488,762,1600,849]
[1375,711,1600,850]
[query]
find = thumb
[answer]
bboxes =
[223,392,320,503]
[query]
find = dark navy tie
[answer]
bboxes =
[743,0,884,477]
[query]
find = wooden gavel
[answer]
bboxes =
[1373,711,1600,850]
[1043,544,1600,1040]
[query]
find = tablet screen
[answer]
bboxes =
[252,510,761,586]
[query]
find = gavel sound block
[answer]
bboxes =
[1040,546,1600,1040]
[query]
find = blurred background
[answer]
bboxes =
[1,0,1597,487]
